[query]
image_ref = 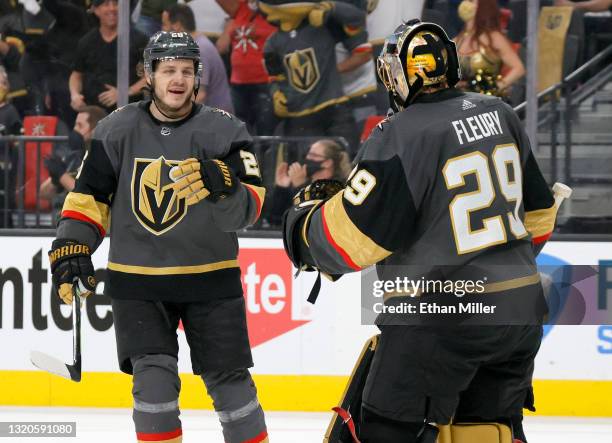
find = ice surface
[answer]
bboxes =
[0,407,611,442]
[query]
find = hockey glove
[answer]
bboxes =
[283,180,345,303]
[48,239,96,304]
[170,158,238,205]
[292,179,344,206]
[308,1,333,27]
[283,179,344,271]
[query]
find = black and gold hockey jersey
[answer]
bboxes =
[305,89,556,292]
[263,1,369,117]
[56,102,266,301]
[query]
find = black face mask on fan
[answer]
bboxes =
[305,159,325,177]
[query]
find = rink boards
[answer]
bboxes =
[0,235,611,416]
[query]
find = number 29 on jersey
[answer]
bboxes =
[443,144,528,255]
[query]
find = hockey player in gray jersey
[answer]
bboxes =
[48,32,268,443]
[283,20,560,443]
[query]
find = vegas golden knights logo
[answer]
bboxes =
[283,48,320,94]
[132,157,187,236]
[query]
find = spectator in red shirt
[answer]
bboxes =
[216,0,278,135]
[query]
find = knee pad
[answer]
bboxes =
[437,422,513,443]
[201,368,267,443]
[131,354,182,442]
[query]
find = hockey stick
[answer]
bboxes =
[30,281,83,382]
[552,182,572,209]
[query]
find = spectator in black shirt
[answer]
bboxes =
[0,0,90,122]
[69,0,148,113]
[0,66,22,227]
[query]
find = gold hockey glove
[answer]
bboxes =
[171,158,238,205]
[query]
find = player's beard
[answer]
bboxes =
[151,80,195,120]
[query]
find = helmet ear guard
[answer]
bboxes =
[376,19,461,111]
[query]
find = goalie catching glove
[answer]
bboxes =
[283,179,344,272]
[283,179,345,304]
[48,239,96,304]
[170,158,238,205]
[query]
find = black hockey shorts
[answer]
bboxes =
[111,295,253,375]
[362,324,542,424]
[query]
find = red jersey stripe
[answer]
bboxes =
[62,210,106,237]
[321,205,361,271]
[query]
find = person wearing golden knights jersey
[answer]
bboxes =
[261,0,369,155]
[48,31,268,443]
[283,20,559,443]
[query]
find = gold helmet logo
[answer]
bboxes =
[284,47,320,94]
[406,31,448,87]
[131,157,187,235]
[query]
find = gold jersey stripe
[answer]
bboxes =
[323,192,391,269]
[483,273,542,293]
[524,204,557,239]
[284,96,350,118]
[7,88,28,99]
[244,184,266,207]
[62,192,110,232]
[107,259,239,275]
[383,273,541,301]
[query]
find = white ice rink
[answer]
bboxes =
[0,407,611,443]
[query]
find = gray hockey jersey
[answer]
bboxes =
[305,89,557,296]
[56,101,266,301]
[263,1,368,117]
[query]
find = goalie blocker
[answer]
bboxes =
[326,336,525,443]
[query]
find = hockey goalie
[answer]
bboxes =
[283,19,564,443]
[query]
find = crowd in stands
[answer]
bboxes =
[0,0,610,229]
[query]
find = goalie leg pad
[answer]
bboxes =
[324,335,379,443]
[437,422,513,443]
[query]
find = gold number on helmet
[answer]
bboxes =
[240,150,260,177]
[344,169,376,206]
[443,144,526,255]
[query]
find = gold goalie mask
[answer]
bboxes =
[377,19,460,111]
